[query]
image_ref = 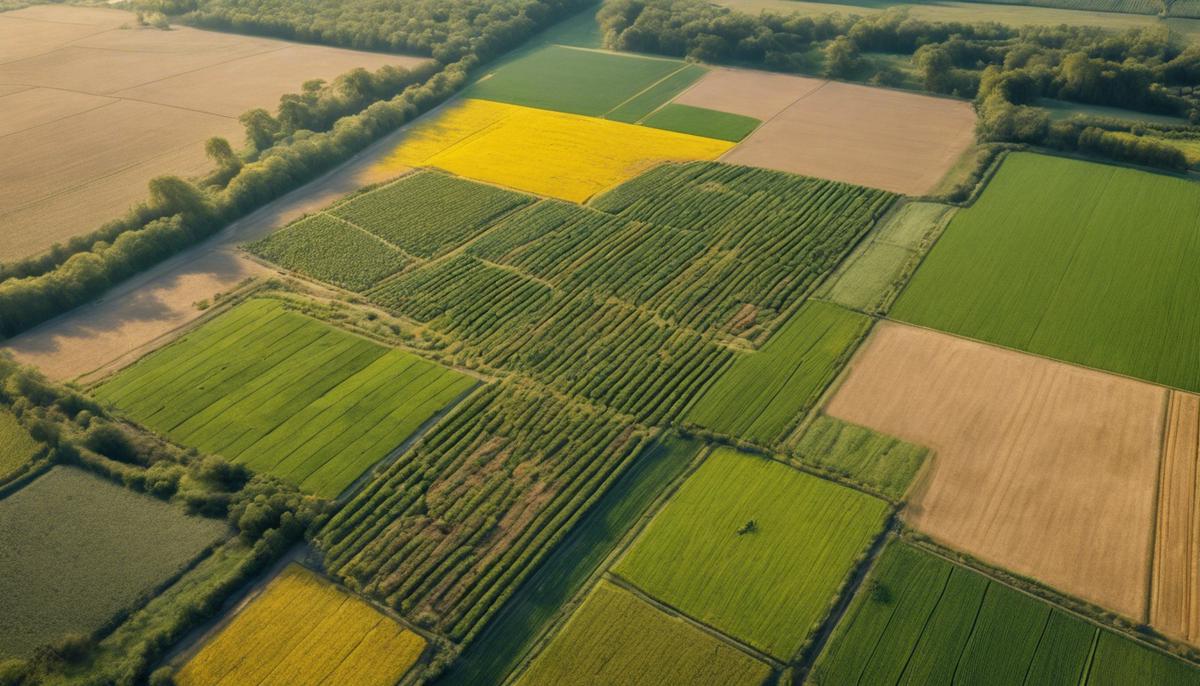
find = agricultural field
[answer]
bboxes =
[816,202,957,314]
[246,214,410,291]
[176,564,425,686]
[640,104,761,141]
[670,68,826,120]
[826,321,1164,620]
[0,408,39,479]
[440,435,704,686]
[513,580,773,686]
[685,301,873,446]
[787,415,929,501]
[0,466,226,658]
[0,4,423,262]
[612,447,891,659]
[373,98,732,201]
[893,153,1200,393]
[810,542,1200,686]
[1151,391,1200,644]
[93,298,474,498]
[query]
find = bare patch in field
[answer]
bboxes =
[0,5,424,262]
[825,321,1163,620]
[721,82,975,195]
[1151,391,1200,644]
[670,67,825,120]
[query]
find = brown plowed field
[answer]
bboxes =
[1151,391,1200,643]
[671,67,825,120]
[719,81,975,195]
[825,321,1164,619]
[0,6,423,262]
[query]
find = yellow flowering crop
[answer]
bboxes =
[176,565,426,686]
[375,99,734,202]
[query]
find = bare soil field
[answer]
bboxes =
[720,81,975,195]
[671,67,825,120]
[1151,391,1200,643]
[4,127,411,382]
[825,321,1164,620]
[0,5,423,262]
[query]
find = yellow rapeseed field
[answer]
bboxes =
[374,98,734,202]
[176,564,425,686]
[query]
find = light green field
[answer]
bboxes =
[465,45,695,117]
[810,542,1200,685]
[0,408,38,478]
[614,447,890,659]
[893,152,1200,394]
[686,300,872,446]
[94,299,474,498]
[1038,98,1191,126]
[606,65,709,122]
[789,415,928,500]
[818,202,956,314]
[640,104,760,141]
[514,580,772,686]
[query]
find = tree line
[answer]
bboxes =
[597,0,1200,171]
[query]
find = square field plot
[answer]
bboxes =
[613,447,890,659]
[0,467,226,658]
[177,564,425,686]
[514,580,771,686]
[93,299,476,498]
[892,152,1200,393]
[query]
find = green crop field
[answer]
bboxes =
[465,45,695,117]
[514,580,772,686]
[686,301,873,446]
[440,435,703,686]
[789,415,929,500]
[810,542,1200,685]
[0,408,38,478]
[330,171,533,259]
[0,467,226,658]
[893,152,1200,393]
[818,202,956,314]
[641,104,761,142]
[246,214,409,291]
[93,299,474,498]
[613,447,890,659]
[605,64,709,122]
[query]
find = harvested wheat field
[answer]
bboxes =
[825,321,1164,619]
[720,82,975,195]
[671,67,825,120]
[1151,391,1200,644]
[0,5,423,262]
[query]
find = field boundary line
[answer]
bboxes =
[1148,389,1175,626]
[603,571,786,669]
[600,62,691,121]
[0,94,120,141]
[715,79,831,164]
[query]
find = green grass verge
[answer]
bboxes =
[437,434,703,686]
[641,104,761,142]
[789,415,928,500]
[246,214,409,291]
[0,467,226,659]
[613,447,890,659]
[464,45,685,117]
[686,300,872,446]
[893,152,1200,393]
[513,580,772,686]
[0,408,38,478]
[94,299,474,498]
[810,541,1200,685]
[605,65,708,122]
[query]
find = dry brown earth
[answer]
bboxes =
[719,81,975,195]
[671,67,825,120]
[1151,391,1200,643]
[825,321,1164,620]
[0,5,423,262]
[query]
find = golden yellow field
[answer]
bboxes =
[176,564,425,686]
[375,98,733,201]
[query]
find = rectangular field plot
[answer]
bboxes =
[373,98,732,202]
[893,152,1200,393]
[246,214,410,291]
[177,564,425,686]
[514,580,772,686]
[1151,391,1200,644]
[685,301,872,446]
[641,104,761,142]
[93,299,475,498]
[788,415,929,501]
[0,408,39,478]
[810,542,1200,686]
[826,321,1163,620]
[0,467,225,658]
[613,447,890,659]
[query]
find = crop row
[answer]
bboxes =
[246,214,410,292]
[316,381,650,642]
